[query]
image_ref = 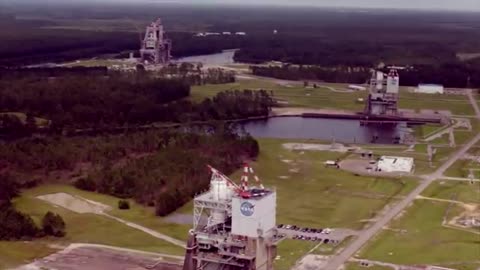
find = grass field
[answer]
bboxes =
[191,79,366,111]
[423,181,480,204]
[275,240,316,270]
[21,185,191,242]
[0,185,188,268]
[358,200,479,269]
[400,91,474,115]
[230,138,420,269]
[0,241,57,269]
[63,59,133,67]
[358,184,479,270]
[345,263,392,270]
[192,79,475,115]
[242,139,420,230]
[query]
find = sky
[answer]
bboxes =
[2,0,479,11]
[188,0,480,11]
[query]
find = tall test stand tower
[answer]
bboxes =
[140,18,172,65]
[364,69,400,117]
[183,164,279,270]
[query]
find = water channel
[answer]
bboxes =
[175,49,236,66]
[241,117,410,144]
[176,51,411,145]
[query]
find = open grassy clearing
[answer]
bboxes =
[274,240,316,270]
[358,200,479,270]
[191,79,366,111]
[1,190,186,268]
[0,241,57,269]
[21,185,191,242]
[423,181,480,204]
[239,139,420,230]
[399,97,474,115]
[63,59,133,67]
[413,123,447,139]
[444,159,480,178]
[345,263,392,270]
[192,79,473,115]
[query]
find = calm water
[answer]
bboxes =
[242,117,410,144]
[176,50,236,66]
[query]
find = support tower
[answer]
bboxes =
[364,69,400,116]
[140,18,172,65]
[183,165,279,270]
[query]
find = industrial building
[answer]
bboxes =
[377,156,414,173]
[183,165,280,270]
[364,69,400,117]
[415,84,444,94]
[140,18,172,65]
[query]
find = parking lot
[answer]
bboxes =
[276,225,358,245]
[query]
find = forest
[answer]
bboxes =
[251,62,480,88]
[2,3,480,68]
[0,75,273,139]
[0,174,65,240]
[1,128,259,216]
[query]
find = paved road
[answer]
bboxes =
[103,213,186,248]
[323,90,480,270]
[467,89,480,117]
[441,176,480,182]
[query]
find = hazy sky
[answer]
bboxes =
[189,0,479,10]
[2,0,479,11]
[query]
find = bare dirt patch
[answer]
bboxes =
[16,244,183,270]
[283,143,359,153]
[37,193,111,214]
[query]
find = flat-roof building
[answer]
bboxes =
[415,84,444,94]
[377,156,414,173]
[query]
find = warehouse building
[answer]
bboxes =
[415,84,444,94]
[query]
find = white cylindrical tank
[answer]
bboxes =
[376,71,384,90]
[210,178,234,201]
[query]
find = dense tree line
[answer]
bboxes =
[251,63,480,88]
[0,174,65,240]
[155,63,236,85]
[0,67,108,78]
[0,73,273,136]
[0,75,190,129]
[88,130,259,215]
[1,128,260,216]
[395,62,480,88]
[251,65,370,84]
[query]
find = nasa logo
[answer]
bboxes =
[240,202,255,216]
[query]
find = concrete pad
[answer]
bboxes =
[37,193,110,214]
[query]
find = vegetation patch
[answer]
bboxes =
[359,200,479,267]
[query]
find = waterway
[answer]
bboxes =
[175,49,236,66]
[241,117,410,144]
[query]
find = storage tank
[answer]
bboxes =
[210,177,233,201]
[376,71,384,91]
[209,176,234,225]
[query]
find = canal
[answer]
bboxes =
[241,117,411,144]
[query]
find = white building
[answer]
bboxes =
[348,84,367,91]
[415,84,444,94]
[377,156,414,173]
